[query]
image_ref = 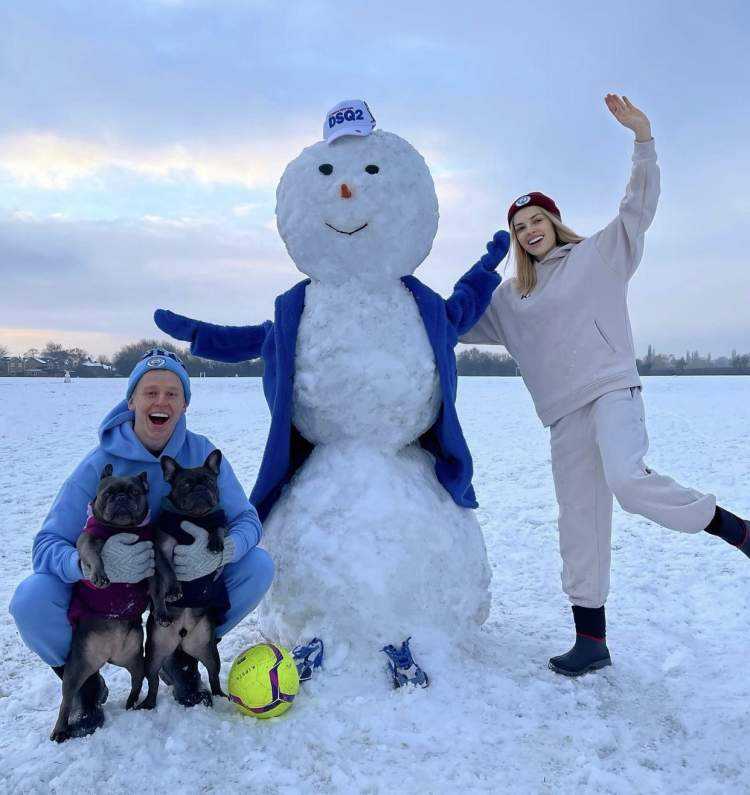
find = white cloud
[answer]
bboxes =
[0,132,310,191]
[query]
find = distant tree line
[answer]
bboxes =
[456,344,750,377]
[2,339,750,378]
[112,339,264,377]
[636,344,750,374]
[0,342,116,377]
[456,348,518,376]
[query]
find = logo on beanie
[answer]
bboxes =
[146,356,166,368]
[515,195,531,208]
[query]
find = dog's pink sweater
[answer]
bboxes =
[67,512,153,626]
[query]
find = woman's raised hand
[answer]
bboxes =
[605,94,652,142]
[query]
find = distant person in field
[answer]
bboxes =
[463,94,750,677]
[9,349,274,736]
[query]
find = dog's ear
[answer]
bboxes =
[101,463,113,480]
[204,449,222,475]
[160,456,180,483]
[137,471,149,492]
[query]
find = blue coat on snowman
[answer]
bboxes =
[155,100,509,521]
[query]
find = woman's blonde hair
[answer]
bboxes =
[509,207,584,296]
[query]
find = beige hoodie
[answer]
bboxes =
[461,139,660,426]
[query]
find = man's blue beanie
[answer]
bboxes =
[126,348,191,405]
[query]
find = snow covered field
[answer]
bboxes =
[1,375,748,794]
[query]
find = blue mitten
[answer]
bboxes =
[481,230,510,270]
[154,309,200,343]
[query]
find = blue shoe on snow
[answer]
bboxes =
[548,635,612,677]
[382,637,429,689]
[292,637,325,682]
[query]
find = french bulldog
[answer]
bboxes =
[51,465,151,742]
[138,450,228,709]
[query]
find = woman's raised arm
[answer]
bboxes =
[594,94,660,280]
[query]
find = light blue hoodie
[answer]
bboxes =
[32,399,262,583]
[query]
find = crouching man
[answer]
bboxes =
[9,349,274,735]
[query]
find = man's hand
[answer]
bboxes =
[174,522,236,582]
[100,533,155,584]
[605,94,652,142]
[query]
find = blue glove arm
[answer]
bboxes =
[445,231,510,336]
[217,454,263,562]
[154,309,272,364]
[32,463,100,583]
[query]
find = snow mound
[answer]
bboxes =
[258,441,491,668]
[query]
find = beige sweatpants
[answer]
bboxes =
[549,387,716,609]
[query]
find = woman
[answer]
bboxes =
[462,94,749,677]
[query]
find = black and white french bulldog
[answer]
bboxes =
[138,450,228,709]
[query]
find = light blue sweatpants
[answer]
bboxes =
[9,547,274,667]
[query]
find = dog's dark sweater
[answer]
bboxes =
[68,512,154,626]
[158,505,230,622]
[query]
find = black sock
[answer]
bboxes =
[704,506,747,547]
[572,605,606,640]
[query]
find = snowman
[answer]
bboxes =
[155,100,509,675]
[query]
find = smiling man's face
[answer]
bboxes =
[275,129,439,287]
[128,370,186,454]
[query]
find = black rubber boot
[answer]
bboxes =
[548,605,612,677]
[160,648,210,707]
[705,507,750,558]
[742,526,750,559]
[52,666,109,737]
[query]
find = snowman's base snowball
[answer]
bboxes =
[257,441,491,673]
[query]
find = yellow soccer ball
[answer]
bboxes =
[228,643,300,719]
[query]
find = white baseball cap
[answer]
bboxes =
[323,99,376,144]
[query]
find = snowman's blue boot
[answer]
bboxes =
[292,637,325,682]
[704,507,750,558]
[382,637,429,688]
[548,605,612,677]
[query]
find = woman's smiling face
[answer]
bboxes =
[512,206,557,260]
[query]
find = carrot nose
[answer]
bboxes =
[340,183,352,199]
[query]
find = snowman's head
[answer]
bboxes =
[276,130,439,286]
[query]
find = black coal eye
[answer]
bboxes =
[365,164,379,174]
[318,163,333,175]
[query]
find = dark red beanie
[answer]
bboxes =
[508,192,561,225]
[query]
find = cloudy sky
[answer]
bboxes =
[1,0,748,359]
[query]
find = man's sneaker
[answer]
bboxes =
[549,635,612,677]
[160,648,211,707]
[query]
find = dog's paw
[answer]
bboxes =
[50,728,70,743]
[176,688,212,708]
[135,699,156,711]
[92,574,110,589]
[156,613,173,627]
[165,587,183,603]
